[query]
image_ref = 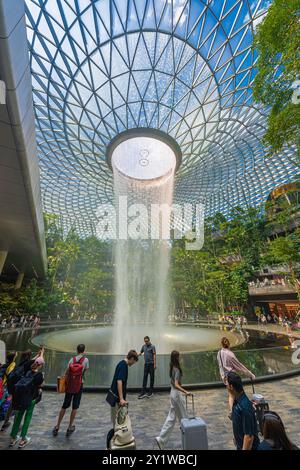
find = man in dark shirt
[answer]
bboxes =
[109,350,138,427]
[227,372,260,450]
[138,336,156,399]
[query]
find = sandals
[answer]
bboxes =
[53,425,75,437]
[66,425,75,436]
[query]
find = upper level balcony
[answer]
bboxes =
[249,279,299,297]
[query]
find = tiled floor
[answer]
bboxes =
[1,376,300,450]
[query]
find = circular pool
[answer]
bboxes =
[1,323,299,389]
[30,324,245,354]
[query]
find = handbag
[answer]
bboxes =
[113,404,135,447]
[106,389,119,407]
[57,376,66,393]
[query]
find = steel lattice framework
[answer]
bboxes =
[25,0,299,235]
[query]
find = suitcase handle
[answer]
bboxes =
[250,377,255,395]
[185,393,195,418]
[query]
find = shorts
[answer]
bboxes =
[62,386,83,410]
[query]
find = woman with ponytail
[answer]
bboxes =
[217,337,255,415]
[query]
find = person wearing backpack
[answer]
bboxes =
[0,351,17,389]
[52,344,89,437]
[1,347,44,432]
[0,363,6,402]
[9,356,45,448]
[0,352,17,411]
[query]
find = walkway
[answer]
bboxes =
[1,375,300,450]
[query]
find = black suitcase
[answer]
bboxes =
[250,380,269,434]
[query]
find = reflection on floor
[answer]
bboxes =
[1,375,300,450]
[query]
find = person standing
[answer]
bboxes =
[9,355,45,448]
[52,344,89,437]
[227,372,259,450]
[106,350,139,427]
[217,337,255,415]
[138,336,156,399]
[1,348,44,432]
[0,352,17,424]
[155,350,191,450]
[0,352,17,389]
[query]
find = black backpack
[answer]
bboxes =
[13,371,36,410]
[6,363,26,395]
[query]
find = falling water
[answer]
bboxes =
[110,138,176,354]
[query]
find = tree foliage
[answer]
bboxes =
[253,0,300,156]
[171,201,300,316]
[0,195,300,317]
[0,214,114,317]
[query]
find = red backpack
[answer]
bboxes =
[65,357,85,394]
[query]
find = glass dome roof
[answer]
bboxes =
[25,0,299,235]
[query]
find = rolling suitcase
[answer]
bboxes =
[180,394,208,450]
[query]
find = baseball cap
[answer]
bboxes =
[34,357,45,366]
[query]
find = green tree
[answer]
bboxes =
[264,228,300,287]
[253,0,300,156]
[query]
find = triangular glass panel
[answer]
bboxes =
[143,0,157,29]
[111,0,125,36]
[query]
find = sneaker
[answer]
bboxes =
[18,436,31,449]
[66,425,75,436]
[155,436,164,450]
[138,393,147,399]
[1,421,11,431]
[146,392,153,398]
[8,435,20,448]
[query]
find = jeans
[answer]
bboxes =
[11,400,36,439]
[111,405,117,427]
[142,363,155,393]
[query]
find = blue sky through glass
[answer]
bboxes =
[25,0,298,235]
